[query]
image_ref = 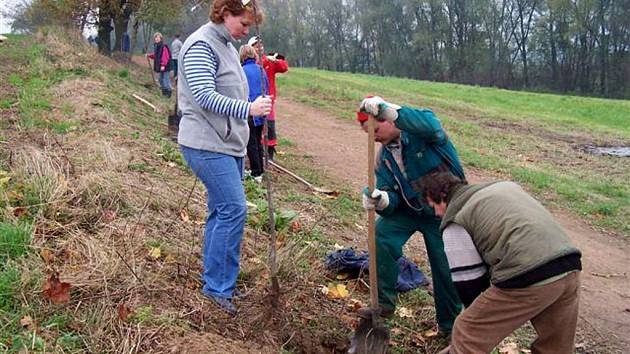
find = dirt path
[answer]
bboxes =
[275,97,630,352]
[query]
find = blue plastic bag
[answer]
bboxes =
[324,248,428,292]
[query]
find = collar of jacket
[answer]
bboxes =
[439,181,502,231]
[242,58,257,66]
[208,22,234,45]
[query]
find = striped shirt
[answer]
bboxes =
[183,40,251,120]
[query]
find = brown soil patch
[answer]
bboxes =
[275,97,630,353]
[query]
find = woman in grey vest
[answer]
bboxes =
[177,0,271,316]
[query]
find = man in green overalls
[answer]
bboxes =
[357,96,465,335]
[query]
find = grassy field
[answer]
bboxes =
[278,68,630,236]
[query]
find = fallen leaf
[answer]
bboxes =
[422,329,439,338]
[395,306,414,318]
[102,209,117,223]
[43,272,71,304]
[13,206,29,218]
[320,285,330,296]
[40,249,55,264]
[498,342,519,354]
[347,298,364,311]
[20,316,33,329]
[334,243,344,250]
[520,349,532,353]
[164,255,176,263]
[179,209,190,222]
[412,333,426,346]
[167,162,176,168]
[290,220,302,232]
[148,247,161,260]
[117,303,134,322]
[326,283,349,299]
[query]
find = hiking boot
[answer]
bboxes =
[204,293,237,316]
[356,306,394,319]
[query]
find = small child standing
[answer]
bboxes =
[240,45,269,182]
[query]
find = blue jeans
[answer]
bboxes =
[180,145,246,299]
[159,71,171,92]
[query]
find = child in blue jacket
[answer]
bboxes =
[240,45,269,181]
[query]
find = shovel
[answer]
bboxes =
[348,114,389,354]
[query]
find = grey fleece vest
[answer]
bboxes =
[177,22,249,156]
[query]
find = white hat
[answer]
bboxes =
[247,36,260,46]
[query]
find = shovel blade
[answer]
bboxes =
[348,317,389,354]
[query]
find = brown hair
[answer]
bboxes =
[417,171,465,204]
[210,0,264,24]
[239,45,257,63]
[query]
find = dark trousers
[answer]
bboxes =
[376,212,462,333]
[172,59,178,78]
[247,120,264,177]
[266,120,277,159]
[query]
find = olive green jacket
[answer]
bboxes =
[440,181,581,284]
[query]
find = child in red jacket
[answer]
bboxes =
[248,36,288,160]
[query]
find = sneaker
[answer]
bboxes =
[204,293,237,316]
[253,176,263,184]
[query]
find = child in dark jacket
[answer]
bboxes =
[240,45,269,181]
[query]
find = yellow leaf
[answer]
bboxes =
[326,283,349,299]
[334,243,344,250]
[164,255,176,263]
[148,247,161,260]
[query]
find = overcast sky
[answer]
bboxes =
[1,0,25,33]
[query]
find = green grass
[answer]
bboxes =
[279,68,630,138]
[0,223,31,261]
[0,266,20,313]
[277,68,630,236]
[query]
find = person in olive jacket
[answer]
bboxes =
[357,96,465,335]
[419,172,582,354]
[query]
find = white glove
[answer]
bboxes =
[359,96,401,122]
[362,189,390,211]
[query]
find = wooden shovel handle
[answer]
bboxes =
[367,114,379,312]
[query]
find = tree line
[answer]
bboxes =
[7,0,630,98]
[261,0,629,98]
